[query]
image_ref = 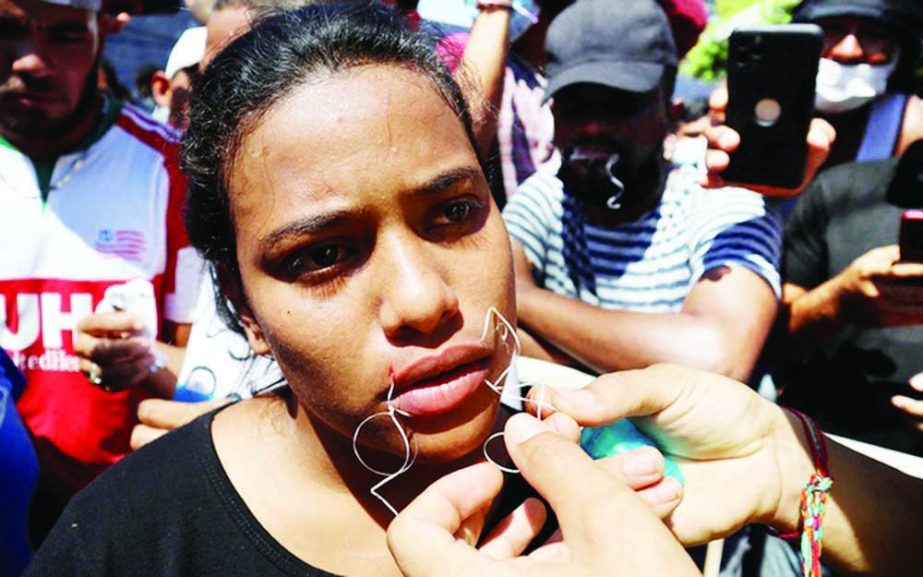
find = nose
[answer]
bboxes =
[826,33,865,64]
[10,38,52,79]
[378,236,460,342]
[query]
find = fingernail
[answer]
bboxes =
[623,447,663,478]
[506,414,550,444]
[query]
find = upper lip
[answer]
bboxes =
[390,344,492,394]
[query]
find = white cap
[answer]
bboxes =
[165,26,207,80]
[38,0,102,10]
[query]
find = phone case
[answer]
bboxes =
[722,25,823,189]
[899,210,923,263]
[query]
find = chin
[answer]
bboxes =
[405,390,501,464]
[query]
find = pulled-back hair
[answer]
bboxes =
[183,3,480,333]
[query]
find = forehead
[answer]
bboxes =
[228,64,475,217]
[0,0,95,24]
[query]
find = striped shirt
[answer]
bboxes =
[503,166,782,313]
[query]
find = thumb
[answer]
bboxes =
[387,463,502,577]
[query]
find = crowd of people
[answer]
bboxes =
[1,0,922,575]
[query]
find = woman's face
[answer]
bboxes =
[227,65,515,463]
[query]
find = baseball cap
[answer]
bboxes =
[165,26,206,80]
[544,0,677,102]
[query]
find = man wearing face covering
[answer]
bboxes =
[502,0,782,382]
[792,0,923,168]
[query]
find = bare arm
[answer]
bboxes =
[457,5,511,157]
[512,241,777,381]
[535,364,923,577]
[780,245,923,357]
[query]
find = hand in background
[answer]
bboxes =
[892,372,923,433]
[703,84,835,198]
[75,311,159,392]
[131,397,233,450]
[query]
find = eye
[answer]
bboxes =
[444,201,472,223]
[282,242,356,279]
[433,198,485,228]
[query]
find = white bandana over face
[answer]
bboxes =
[815,53,899,114]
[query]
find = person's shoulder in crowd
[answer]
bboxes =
[793,155,901,217]
[24,408,245,577]
[112,101,182,154]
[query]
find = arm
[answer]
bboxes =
[536,364,923,576]
[513,240,777,380]
[782,246,923,355]
[456,4,511,157]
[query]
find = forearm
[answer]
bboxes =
[770,409,923,576]
[458,5,510,156]
[784,278,850,353]
[822,440,923,576]
[517,286,759,380]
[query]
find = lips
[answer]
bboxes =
[389,345,492,417]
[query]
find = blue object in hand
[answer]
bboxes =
[580,419,684,484]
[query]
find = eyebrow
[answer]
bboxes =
[259,166,483,251]
[261,212,352,253]
[413,166,483,198]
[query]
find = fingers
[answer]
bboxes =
[534,366,688,428]
[504,413,633,535]
[800,118,835,187]
[477,498,547,559]
[130,423,169,451]
[708,84,728,122]
[76,311,146,338]
[892,395,923,419]
[909,372,923,392]
[387,462,503,576]
[596,447,683,518]
[137,398,231,429]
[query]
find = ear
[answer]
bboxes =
[150,71,172,107]
[215,265,272,357]
[237,301,272,357]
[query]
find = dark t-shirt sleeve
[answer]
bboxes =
[783,177,832,289]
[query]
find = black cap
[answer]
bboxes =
[544,0,677,102]
[793,0,923,86]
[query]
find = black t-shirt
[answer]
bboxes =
[25,404,538,576]
[25,407,338,576]
[782,146,923,454]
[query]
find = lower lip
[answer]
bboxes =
[389,360,491,418]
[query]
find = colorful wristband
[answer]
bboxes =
[777,408,834,577]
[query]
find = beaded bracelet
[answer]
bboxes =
[779,408,834,577]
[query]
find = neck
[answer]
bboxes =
[1,92,104,160]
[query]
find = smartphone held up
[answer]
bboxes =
[722,24,823,189]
